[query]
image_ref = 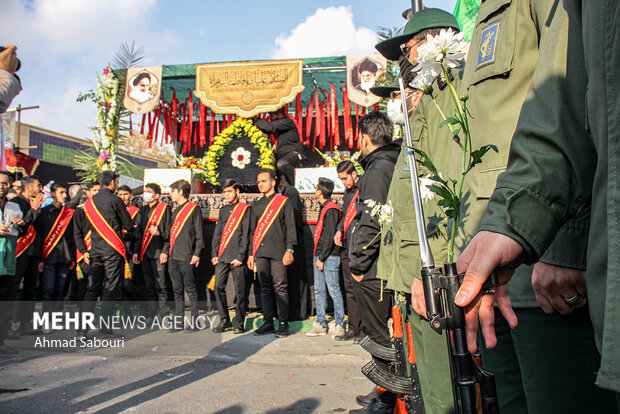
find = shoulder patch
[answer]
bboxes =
[403,147,413,171]
[476,19,501,70]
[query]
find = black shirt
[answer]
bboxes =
[167,201,204,262]
[88,188,133,258]
[314,201,341,262]
[73,207,90,255]
[132,201,172,260]
[9,194,41,257]
[254,117,303,158]
[337,183,359,243]
[250,193,297,260]
[210,201,251,264]
[37,203,75,264]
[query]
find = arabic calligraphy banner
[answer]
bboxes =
[194,59,304,117]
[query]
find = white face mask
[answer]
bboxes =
[387,98,405,125]
[142,192,154,203]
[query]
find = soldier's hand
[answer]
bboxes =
[282,252,294,266]
[315,259,324,271]
[456,231,524,353]
[532,262,587,314]
[231,259,242,267]
[334,231,343,247]
[83,252,90,265]
[411,277,427,319]
[211,257,218,266]
[0,45,19,74]
[159,253,168,264]
[190,255,200,267]
[132,254,140,265]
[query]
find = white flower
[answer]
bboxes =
[364,199,377,209]
[419,175,437,202]
[231,147,251,169]
[410,28,467,88]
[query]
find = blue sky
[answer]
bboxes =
[3,0,456,139]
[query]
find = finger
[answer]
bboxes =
[535,291,555,314]
[456,247,497,307]
[464,300,481,353]
[495,286,518,328]
[479,293,497,349]
[550,292,574,315]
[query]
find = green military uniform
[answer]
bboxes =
[458,0,616,412]
[375,8,462,414]
[477,0,620,405]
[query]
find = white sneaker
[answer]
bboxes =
[332,325,346,339]
[306,322,327,336]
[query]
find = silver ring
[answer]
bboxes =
[564,294,581,306]
[482,288,495,295]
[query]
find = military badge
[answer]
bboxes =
[476,20,501,69]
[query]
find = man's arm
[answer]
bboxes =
[73,210,88,254]
[236,207,251,262]
[283,201,297,251]
[116,197,133,231]
[317,208,339,262]
[0,46,22,113]
[254,118,293,134]
[191,207,204,258]
[211,209,224,258]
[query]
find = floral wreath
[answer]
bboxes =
[203,118,275,185]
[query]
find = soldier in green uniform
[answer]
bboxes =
[455,0,619,410]
[374,9,461,414]
[453,0,617,412]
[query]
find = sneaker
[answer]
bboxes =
[254,322,275,336]
[7,322,21,340]
[275,322,289,338]
[305,322,327,337]
[332,325,346,339]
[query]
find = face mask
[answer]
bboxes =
[398,54,417,87]
[387,99,405,125]
[142,192,154,203]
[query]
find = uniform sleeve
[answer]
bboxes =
[247,205,257,256]
[283,201,297,251]
[74,210,87,254]
[160,205,172,254]
[236,207,251,262]
[117,197,133,231]
[317,208,339,262]
[191,207,204,258]
[478,0,592,262]
[131,208,144,256]
[211,209,224,258]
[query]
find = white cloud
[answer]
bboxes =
[271,6,378,59]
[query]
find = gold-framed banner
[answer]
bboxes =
[124,66,162,114]
[194,59,304,117]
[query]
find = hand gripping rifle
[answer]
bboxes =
[398,77,500,414]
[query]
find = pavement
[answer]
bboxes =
[0,321,375,414]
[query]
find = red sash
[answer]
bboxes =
[84,198,126,257]
[16,224,36,258]
[76,230,92,264]
[41,206,75,262]
[169,202,198,254]
[123,205,139,234]
[139,202,168,261]
[313,201,340,256]
[343,189,359,237]
[252,194,288,256]
[218,202,249,258]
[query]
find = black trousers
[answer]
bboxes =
[255,257,288,323]
[276,151,303,186]
[69,261,89,302]
[82,254,125,331]
[168,259,198,322]
[0,275,15,343]
[141,257,171,316]
[13,255,39,324]
[214,261,248,328]
[355,277,393,349]
[341,248,362,333]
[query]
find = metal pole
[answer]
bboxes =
[398,77,434,268]
[411,0,423,13]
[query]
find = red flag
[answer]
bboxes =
[187,90,194,153]
[209,109,215,144]
[324,89,332,148]
[140,113,147,136]
[318,100,325,150]
[305,92,314,148]
[153,108,160,146]
[199,101,206,147]
[313,86,320,150]
[170,89,178,142]
[355,104,360,150]
[330,83,339,149]
[295,94,303,140]
[343,85,352,149]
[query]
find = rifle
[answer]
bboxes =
[398,77,499,414]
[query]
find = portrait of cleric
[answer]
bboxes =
[128,71,157,104]
[350,58,383,95]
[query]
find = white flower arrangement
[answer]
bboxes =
[231,147,252,169]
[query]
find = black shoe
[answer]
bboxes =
[234,327,245,334]
[254,322,275,336]
[349,398,395,414]
[356,387,379,406]
[353,333,364,344]
[275,323,289,338]
[212,319,232,333]
[0,343,18,355]
[336,329,359,341]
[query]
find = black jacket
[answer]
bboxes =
[314,201,341,262]
[88,188,133,258]
[255,117,303,158]
[211,201,251,263]
[166,201,204,262]
[9,194,41,257]
[132,202,172,260]
[337,183,359,244]
[73,207,90,255]
[37,203,75,264]
[250,193,297,260]
[349,140,401,279]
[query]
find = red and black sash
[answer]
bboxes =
[169,202,198,254]
[84,198,126,257]
[123,205,139,234]
[313,201,340,256]
[218,202,250,258]
[343,189,359,237]
[252,194,287,256]
[16,224,36,258]
[139,202,167,262]
[41,206,75,262]
[76,230,92,264]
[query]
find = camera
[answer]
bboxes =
[0,46,21,72]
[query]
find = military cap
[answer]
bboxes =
[369,77,400,98]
